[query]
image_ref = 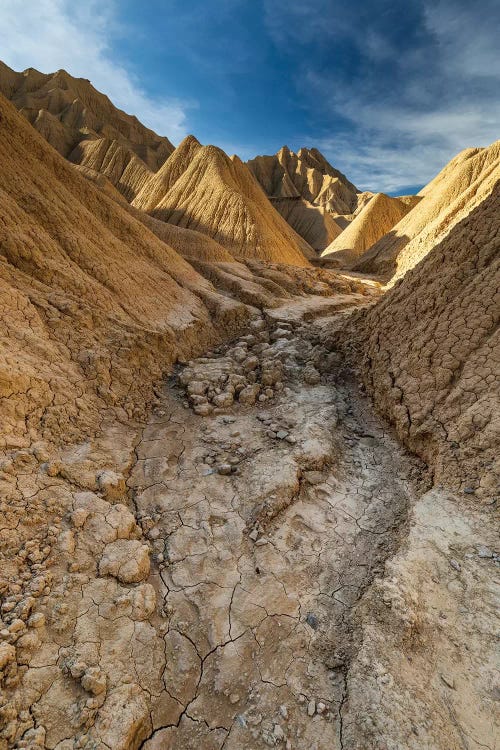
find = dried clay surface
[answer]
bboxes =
[1,305,497,750]
[0,58,498,750]
[343,184,500,495]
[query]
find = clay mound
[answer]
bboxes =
[354,140,500,279]
[0,93,248,447]
[69,138,153,201]
[134,134,203,208]
[321,193,420,267]
[354,183,500,494]
[248,145,360,215]
[269,196,344,251]
[0,61,174,199]
[133,141,314,266]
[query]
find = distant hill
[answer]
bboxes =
[321,193,420,267]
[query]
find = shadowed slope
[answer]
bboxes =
[354,184,500,492]
[269,197,344,251]
[133,141,314,266]
[321,193,420,267]
[354,140,500,279]
[0,93,247,446]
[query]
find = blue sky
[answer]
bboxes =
[1,0,499,194]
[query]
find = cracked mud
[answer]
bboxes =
[1,306,497,750]
[127,312,426,749]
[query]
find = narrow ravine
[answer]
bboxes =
[126,306,428,750]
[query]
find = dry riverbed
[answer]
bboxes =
[0,302,497,750]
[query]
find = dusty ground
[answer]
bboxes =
[1,298,498,750]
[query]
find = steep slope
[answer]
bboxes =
[248,145,370,251]
[321,193,420,267]
[269,196,344,251]
[352,183,500,493]
[248,145,360,214]
[0,93,247,447]
[0,61,174,199]
[133,139,314,266]
[355,140,500,278]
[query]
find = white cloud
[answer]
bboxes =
[0,0,191,141]
[263,0,500,192]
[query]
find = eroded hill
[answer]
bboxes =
[248,146,371,251]
[321,193,420,267]
[0,62,174,201]
[354,140,500,279]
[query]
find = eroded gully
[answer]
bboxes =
[127,305,428,750]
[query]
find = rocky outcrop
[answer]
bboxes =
[248,145,360,214]
[247,146,373,253]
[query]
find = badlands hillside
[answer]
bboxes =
[354,139,500,279]
[321,192,420,267]
[0,63,498,750]
[247,146,366,250]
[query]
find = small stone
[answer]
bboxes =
[190,395,208,405]
[217,464,232,475]
[81,666,107,695]
[449,559,461,571]
[187,381,208,396]
[255,537,268,546]
[279,705,288,719]
[303,366,321,385]
[229,693,240,704]
[273,724,285,740]
[99,540,150,584]
[46,460,62,477]
[285,435,296,444]
[8,619,25,633]
[0,642,16,668]
[28,613,45,629]
[305,612,319,630]
[476,545,494,558]
[297,695,306,704]
[276,430,288,440]
[194,403,213,416]
[317,702,326,714]
[97,470,126,502]
[266,430,277,439]
[213,392,234,408]
[249,529,259,541]
[463,487,475,495]
[307,699,316,716]
[239,384,261,405]
[242,356,259,372]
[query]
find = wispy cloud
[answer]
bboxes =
[0,0,192,141]
[263,0,500,192]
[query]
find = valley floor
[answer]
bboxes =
[1,297,498,750]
